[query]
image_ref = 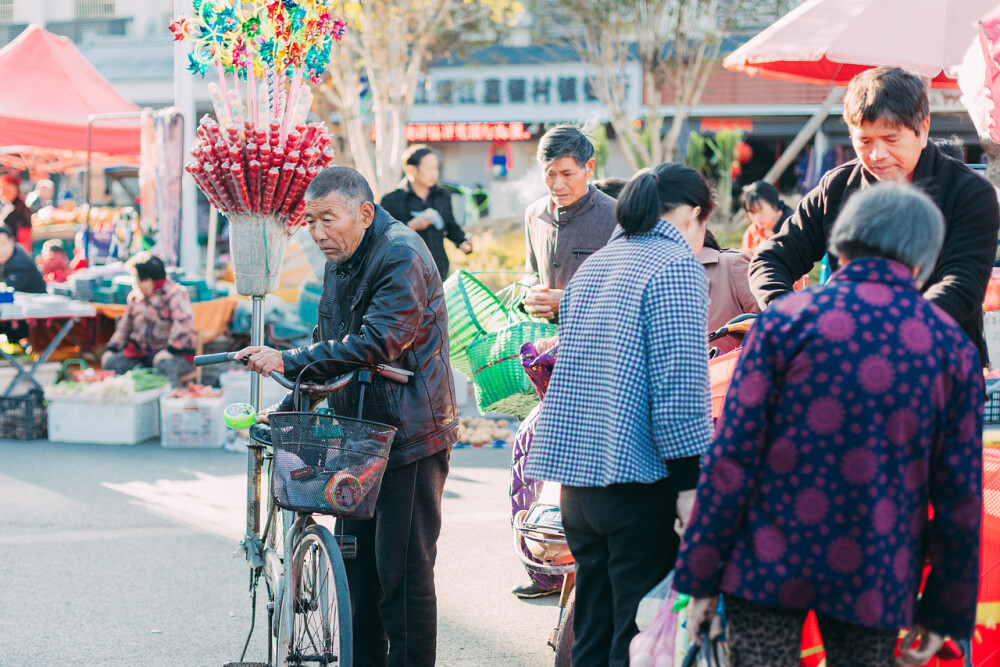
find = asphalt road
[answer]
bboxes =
[0,439,560,666]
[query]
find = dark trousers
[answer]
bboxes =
[340,447,450,667]
[561,477,681,667]
[724,595,898,667]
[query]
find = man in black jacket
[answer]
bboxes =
[237,166,459,667]
[380,144,471,279]
[750,67,1000,363]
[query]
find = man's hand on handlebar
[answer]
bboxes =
[233,345,285,378]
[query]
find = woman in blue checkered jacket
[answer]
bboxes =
[526,163,715,667]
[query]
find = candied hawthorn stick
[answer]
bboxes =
[261,166,281,212]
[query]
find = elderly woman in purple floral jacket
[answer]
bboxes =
[674,183,984,667]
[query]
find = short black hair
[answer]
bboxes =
[843,67,929,136]
[616,163,715,236]
[593,177,627,200]
[933,136,964,162]
[740,180,782,213]
[402,144,437,169]
[536,124,594,168]
[127,252,167,282]
[305,166,375,212]
[0,225,12,240]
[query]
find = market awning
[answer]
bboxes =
[0,24,141,170]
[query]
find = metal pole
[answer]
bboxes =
[247,294,265,539]
[85,120,92,264]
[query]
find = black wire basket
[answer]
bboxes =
[268,411,396,519]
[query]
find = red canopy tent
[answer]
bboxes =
[0,24,141,172]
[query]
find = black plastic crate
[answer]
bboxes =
[0,390,47,440]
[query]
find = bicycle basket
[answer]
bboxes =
[268,411,396,519]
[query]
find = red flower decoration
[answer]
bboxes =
[168,17,187,42]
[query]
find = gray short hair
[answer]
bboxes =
[536,124,594,167]
[829,182,943,285]
[304,166,374,213]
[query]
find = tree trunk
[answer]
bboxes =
[763,87,843,185]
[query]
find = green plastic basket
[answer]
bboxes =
[467,320,558,419]
[443,271,519,375]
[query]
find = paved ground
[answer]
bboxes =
[0,439,560,666]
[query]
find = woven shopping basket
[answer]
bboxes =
[467,320,558,419]
[443,270,526,374]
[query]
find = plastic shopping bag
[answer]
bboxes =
[637,571,683,631]
[630,581,683,667]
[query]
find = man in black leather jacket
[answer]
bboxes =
[236,166,459,667]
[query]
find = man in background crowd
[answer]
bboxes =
[25,179,54,214]
[522,125,617,322]
[1,175,31,251]
[380,144,472,279]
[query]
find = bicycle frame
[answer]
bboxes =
[195,322,412,666]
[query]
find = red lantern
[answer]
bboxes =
[736,141,753,164]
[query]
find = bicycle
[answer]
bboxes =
[195,351,412,667]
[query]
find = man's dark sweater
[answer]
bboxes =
[749,143,1000,362]
[0,244,46,293]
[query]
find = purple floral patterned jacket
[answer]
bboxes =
[673,257,984,640]
[106,279,197,358]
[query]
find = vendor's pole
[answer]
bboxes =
[246,294,265,539]
[174,0,199,274]
[205,206,218,288]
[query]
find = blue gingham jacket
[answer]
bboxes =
[525,219,713,487]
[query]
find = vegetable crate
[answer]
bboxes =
[0,390,47,440]
[45,389,164,445]
[159,393,227,449]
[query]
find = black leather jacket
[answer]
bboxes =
[279,206,459,469]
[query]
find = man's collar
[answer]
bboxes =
[860,142,935,188]
[342,225,373,271]
[547,185,596,224]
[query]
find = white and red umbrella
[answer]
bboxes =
[724,0,998,88]
[957,4,1000,143]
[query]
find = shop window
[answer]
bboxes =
[436,79,454,105]
[584,78,600,102]
[508,78,526,103]
[484,78,502,105]
[457,79,477,104]
[558,77,577,103]
[533,78,551,104]
[415,77,429,105]
[74,0,115,18]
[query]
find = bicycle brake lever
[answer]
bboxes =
[375,365,413,384]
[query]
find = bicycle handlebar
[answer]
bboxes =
[194,352,413,394]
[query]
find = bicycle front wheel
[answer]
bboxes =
[276,525,353,667]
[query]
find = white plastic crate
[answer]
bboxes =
[219,369,289,408]
[159,393,227,449]
[45,389,164,445]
